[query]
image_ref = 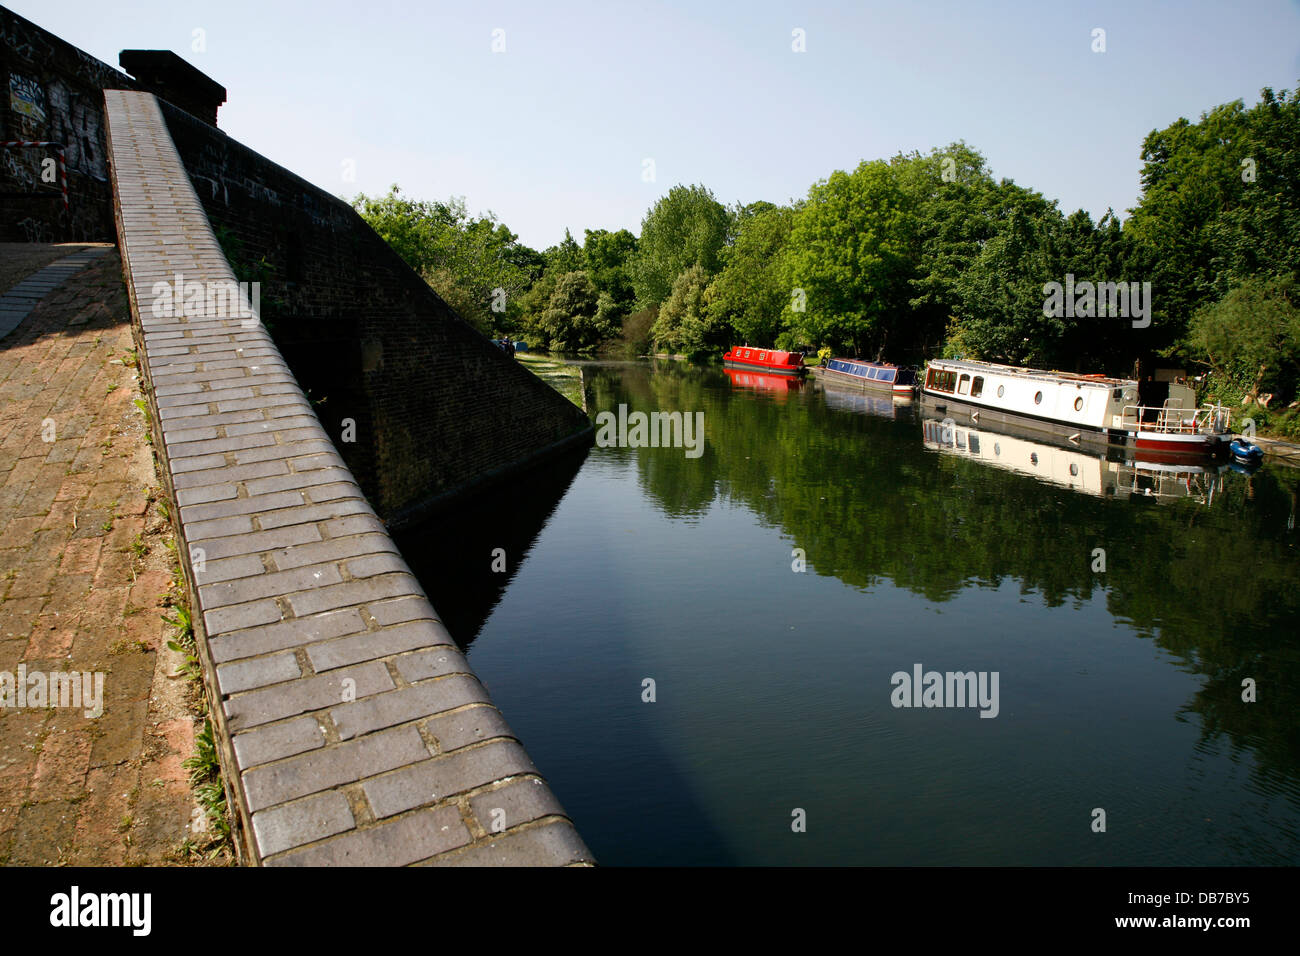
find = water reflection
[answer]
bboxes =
[590,361,1300,853]
[723,367,806,396]
[817,377,912,420]
[401,359,1300,864]
[394,447,588,649]
[920,412,1229,505]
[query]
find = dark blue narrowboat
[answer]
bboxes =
[815,358,917,398]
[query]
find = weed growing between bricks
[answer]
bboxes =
[133,363,234,864]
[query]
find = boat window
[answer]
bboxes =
[865,367,875,379]
[759,352,767,361]
[957,374,971,395]
[1074,396,1084,411]
[926,369,957,393]
[879,368,895,383]
[1034,391,1043,405]
[969,434,980,454]
[997,384,1005,398]
[971,376,984,397]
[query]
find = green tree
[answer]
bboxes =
[783,161,914,357]
[583,228,638,309]
[352,185,457,275]
[705,202,797,347]
[950,203,1063,365]
[651,265,718,356]
[1185,273,1300,405]
[544,229,585,275]
[1126,86,1300,350]
[894,144,1001,354]
[630,184,730,308]
[532,271,617,352]
[353,185,536,335]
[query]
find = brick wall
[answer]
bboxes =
[0,7,138,242]
[157,101,592,525]
[106,89,593,866]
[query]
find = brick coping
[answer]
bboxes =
[103,89,592,866]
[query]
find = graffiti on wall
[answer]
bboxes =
[45,79,106,180]
[9,72,45,123]
[2,73,107,182]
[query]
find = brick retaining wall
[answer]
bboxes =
[156,101,593,525]
[104,89,593,866]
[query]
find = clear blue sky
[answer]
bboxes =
[13,0,1300,250]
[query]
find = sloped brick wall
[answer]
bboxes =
[157,102,592,525]
[106,89,593,866]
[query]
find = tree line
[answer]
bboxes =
[353,83,1300,437]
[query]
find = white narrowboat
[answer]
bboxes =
[919,358,1232,459]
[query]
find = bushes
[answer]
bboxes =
[524,271,619,353]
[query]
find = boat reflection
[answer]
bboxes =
[816,377,914,419]
[921,413,1227,505]
[724,367,805,396]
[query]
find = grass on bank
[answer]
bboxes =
[517,351,584,409]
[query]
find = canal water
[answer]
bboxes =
[397,360,1300,866]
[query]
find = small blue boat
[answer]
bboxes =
[1229,438,1263,464]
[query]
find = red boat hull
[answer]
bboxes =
[1133,434,1230,461]
[722,346,805,376]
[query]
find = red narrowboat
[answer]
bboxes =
[722,345,806,377]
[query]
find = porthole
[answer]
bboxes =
[997,384,1005,398]
[1034,391,1043,405]
[1069,463,1079,477]
[1074,397,1084,411]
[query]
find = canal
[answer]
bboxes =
[397,360,1300,866]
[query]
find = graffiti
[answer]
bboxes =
[9,73,45,124]
[0,22,38,61]
[45,80,106,181]
[17,217,55,243]
[2,146,36,187]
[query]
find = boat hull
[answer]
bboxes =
[919,391,1116,449]
[815,365,914,397]
[1133,432,1230,461]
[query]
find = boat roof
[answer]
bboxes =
[830,357,910,369]
[929,358,1134,388]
